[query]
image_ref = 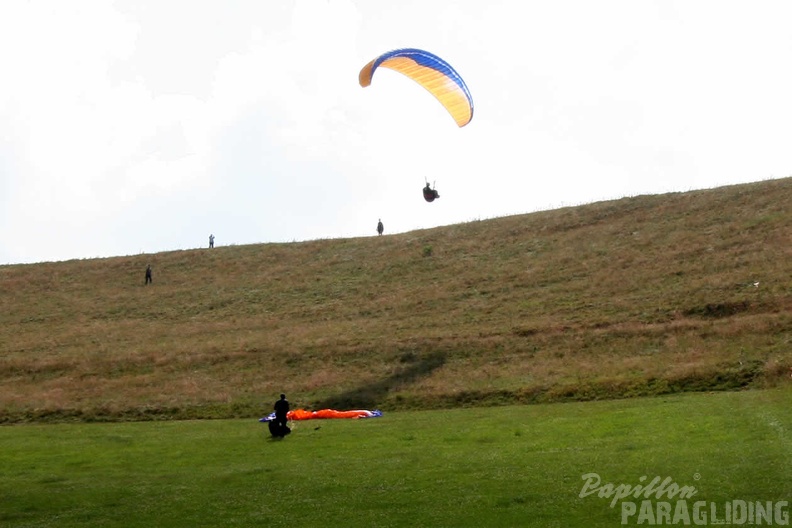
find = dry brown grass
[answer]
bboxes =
[1,178,791,422]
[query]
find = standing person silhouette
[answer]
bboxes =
[377,219,384,236]
[272,393,290,437]
[209,234,214,248]
[145,265,152,285]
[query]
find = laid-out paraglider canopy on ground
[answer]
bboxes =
[260,409,383,422]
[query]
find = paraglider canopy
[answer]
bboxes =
[260,409,383,421]
[359,48,474,128]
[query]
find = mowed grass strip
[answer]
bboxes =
[2,388,790,527]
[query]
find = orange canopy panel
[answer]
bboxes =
[261,408,382,422]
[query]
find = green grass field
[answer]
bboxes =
[3,388,790,527]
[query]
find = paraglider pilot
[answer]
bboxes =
[423,182,440,202]
[270,393,291,437]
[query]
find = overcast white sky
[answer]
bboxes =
[1,1,790,264]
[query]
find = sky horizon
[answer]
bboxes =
[0,175,785,265]
[2,1,791,265]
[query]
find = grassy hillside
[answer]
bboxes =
[2,178,791,422]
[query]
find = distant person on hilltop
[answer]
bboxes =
[377,219,384,236]
[145,264,152,285]
[209,234,214,248]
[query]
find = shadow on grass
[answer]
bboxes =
[313,351,446,410]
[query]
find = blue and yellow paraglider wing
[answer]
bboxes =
[359,48,474,128]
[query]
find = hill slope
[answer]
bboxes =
[2,178,791,422]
